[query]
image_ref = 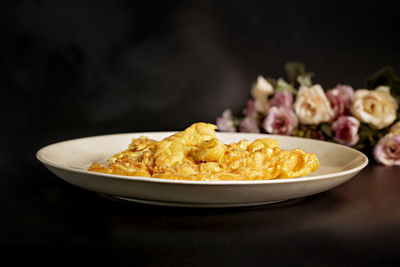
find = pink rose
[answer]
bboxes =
[332,116,360,146]
[239,117,260,133]
[263,106,298,135]
[242,100,258,117]
[216,109,236,132]
[269,90,293,110]
[373,133,400,166]
[326,84,354,120]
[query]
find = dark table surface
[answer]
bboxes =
[2,161,400,266]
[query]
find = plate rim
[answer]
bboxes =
[36,131,369,185]
[101,194,285,207]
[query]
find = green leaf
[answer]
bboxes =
[358,124,371,142]
[353,143,367,150]
[367,67,400,99]
[320,123,333,138]
[358,123,388,147]
[297,73,313,87]
[233,117,241,128]
[284,61,315,88]
[265,77,277,89]
[292,126,305,137]
[285,62,306,84]
[256,113,266,121]
[275,78,297,94]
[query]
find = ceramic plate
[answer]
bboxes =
[36,132,368,207]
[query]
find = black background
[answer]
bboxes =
[2,0,400,266]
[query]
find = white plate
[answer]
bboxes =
[36,132,368,207]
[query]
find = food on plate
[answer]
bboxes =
[88,123,319,181]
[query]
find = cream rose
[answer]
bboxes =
[251,75,274,114]
[351,86,398,129]
[294,84,334,125]
[389,121,400,135]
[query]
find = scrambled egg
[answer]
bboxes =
[89,123,319,181]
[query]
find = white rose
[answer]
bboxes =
[351,86,398,129]
[294,84,334,125]
[251,75,274,114]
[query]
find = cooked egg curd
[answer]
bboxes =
[89,123,319,181]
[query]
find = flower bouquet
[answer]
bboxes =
[216,63,400,166]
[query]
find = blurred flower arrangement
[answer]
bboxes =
[216,63,400,166]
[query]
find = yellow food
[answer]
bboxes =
[89,122,319,181]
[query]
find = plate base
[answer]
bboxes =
[99,194,286,208]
